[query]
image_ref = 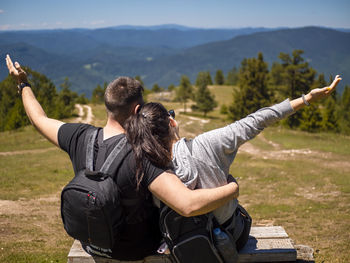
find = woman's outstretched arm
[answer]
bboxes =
[290,75,342,111]
[191,75,342,170]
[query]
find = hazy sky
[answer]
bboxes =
[1,0,349,31]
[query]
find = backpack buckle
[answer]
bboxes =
[85,169,107,180]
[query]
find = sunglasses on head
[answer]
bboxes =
[168,109,175,119]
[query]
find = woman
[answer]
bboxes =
[125,75,342,252]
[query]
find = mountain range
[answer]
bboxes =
[0,25,349,95]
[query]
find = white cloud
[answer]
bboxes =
[0,24,11,30]
[90,20,105,26]
[0,9,4,14]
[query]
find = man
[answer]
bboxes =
[5,55,239,261]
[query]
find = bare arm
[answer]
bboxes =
[6,55,64,146]
[290,75,342,111]
[149,171,239,217]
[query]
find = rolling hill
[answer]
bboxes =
[0,26,349,95]
[141,27,350,91]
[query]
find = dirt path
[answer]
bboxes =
[0,104,93,157]
[74,104,84,122]
[238,141,350,170]
[75,104,94,124]
[0,147,57,156]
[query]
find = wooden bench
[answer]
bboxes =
[68,226,312,262]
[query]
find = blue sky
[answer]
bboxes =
[1,0,349,31]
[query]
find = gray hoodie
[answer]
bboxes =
[172,99,294,224]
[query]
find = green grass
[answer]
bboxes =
[1,98,350,262]
[0,149,72,200]
[208,85,237,107]
[0,126,53,152]
[263,127,350,156]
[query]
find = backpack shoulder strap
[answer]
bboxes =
[99,135,131,176]
[85,128,99,171]
[95,128,107,171]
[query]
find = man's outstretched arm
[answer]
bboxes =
[6,55,64,147]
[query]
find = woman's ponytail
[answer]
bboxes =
[125,103,172,189]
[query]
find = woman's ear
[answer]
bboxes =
[169,117,178,128]
[169,117,180,141]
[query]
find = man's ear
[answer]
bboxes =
[133,104,141,115]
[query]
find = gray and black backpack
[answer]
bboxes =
[61,128,134,251]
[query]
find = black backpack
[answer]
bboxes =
[159,204,224,263]
[61,128,133,251]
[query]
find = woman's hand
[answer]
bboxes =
[306,75,342,103]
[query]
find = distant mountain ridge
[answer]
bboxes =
[141,27,350,90]
[0,25,349,95]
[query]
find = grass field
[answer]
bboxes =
[0,86,349,262]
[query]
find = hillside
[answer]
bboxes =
[144,27,350,92]
[0,26,349,95]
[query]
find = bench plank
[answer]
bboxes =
[68,226,298,263]
[249,226,289,239]
[239,238,296,262]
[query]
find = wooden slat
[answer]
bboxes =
[67,240,95,263]
[238,237,296,262]
[249,226,289,239]
[68,226,297,263]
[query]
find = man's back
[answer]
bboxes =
[58,123,163,260]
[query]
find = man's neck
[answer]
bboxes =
[103,118,125,140]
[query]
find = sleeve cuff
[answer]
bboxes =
[275,98,295,118]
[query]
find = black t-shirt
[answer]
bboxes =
[58,123,164,260]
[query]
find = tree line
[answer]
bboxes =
[158,50,349,135]
[0,68,87,131]
[1,49,349,135]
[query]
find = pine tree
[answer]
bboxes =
[298,74,326,133]
[92,84,105,104]
[0,67,74,131]
[76,94,89,104]
[228,52,270,120]
[4,100,28,130]
[58,78,77,118]
[321,97,339,132]
[215,70,225,85]
[196,71,212,87]
[176,75,193,113]
[273,50,316,128]
[151,84,162,93]
[205,71,213,85]
[226,67,239,85]
[299,104,323,132]
[339,85,350,134]
[220,104,228,115]
[168,84,175,92]
[193,72,217,117]
[318,75,339,132]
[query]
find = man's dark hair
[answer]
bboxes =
[104,77,144,125]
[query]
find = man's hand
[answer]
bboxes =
[6,54,28,84]
[5,54,64,147]
[306,75,342,103]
